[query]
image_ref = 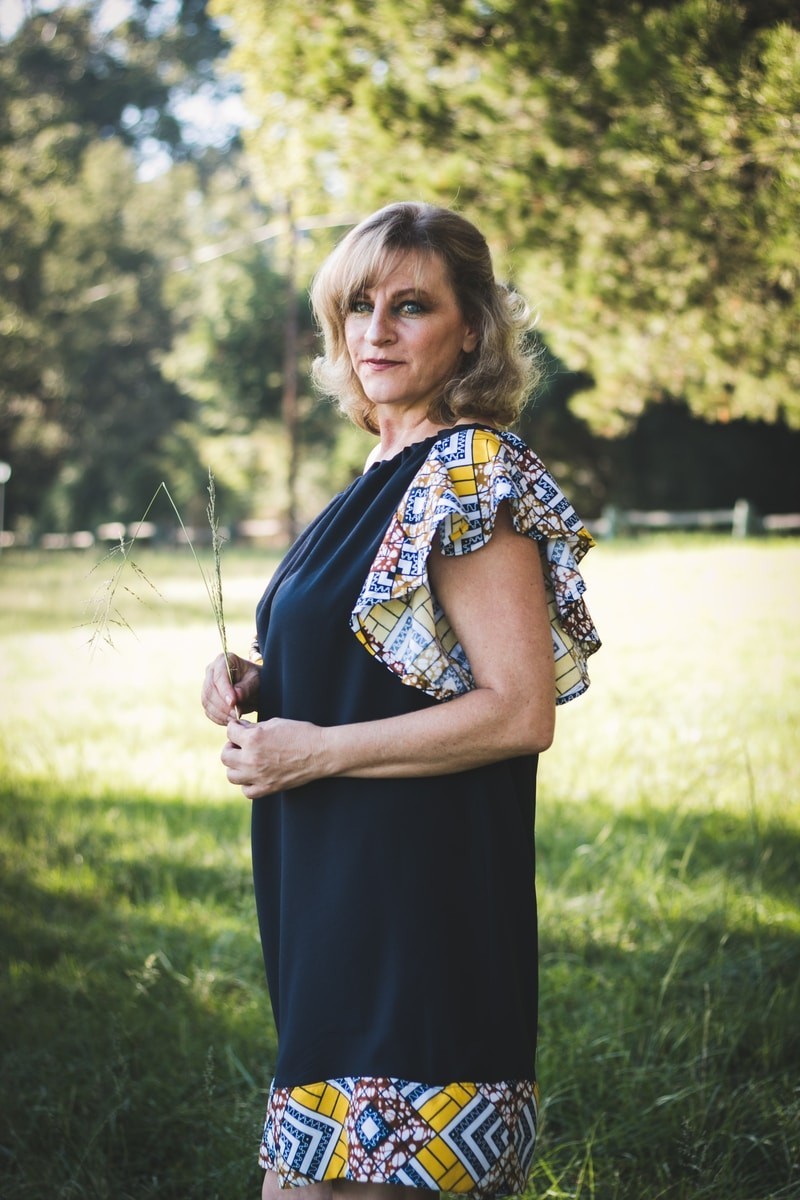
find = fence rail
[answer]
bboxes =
[591,499,800,539]
[2,499,799,551]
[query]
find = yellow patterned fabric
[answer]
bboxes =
[350,425,600,704]
[260,1076,539,1197]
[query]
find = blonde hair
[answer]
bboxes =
[309,202,539,433]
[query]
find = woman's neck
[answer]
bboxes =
[367,411,480,469]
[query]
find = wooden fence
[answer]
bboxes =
[590,499,800,539]
[3,500,799,551]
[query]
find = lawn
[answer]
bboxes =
[0,537,798,1199]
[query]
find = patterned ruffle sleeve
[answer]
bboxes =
[349,426,601,704]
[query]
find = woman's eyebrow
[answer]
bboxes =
[393,287,433,300]
[354,281,434,295]
[362,286,435,302]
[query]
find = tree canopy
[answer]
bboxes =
[0,2,287,533]
[1,0,798,537]
[212,0,800,431]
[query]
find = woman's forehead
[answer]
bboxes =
[352,247,449,293]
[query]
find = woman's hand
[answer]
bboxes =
[221,717,326,798]
[201,652,261,726]
[213,505,555,790]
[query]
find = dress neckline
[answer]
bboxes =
[365,422,499,473]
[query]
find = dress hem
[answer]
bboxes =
[259,1075,539,1198]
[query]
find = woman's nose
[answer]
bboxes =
[365,305,395,344]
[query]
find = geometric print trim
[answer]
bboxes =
[350,425,601,705]
[260,1076,539,1198]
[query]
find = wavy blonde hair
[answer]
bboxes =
[309,202,539,433]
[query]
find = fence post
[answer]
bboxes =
[602,504,619,539]
[732,499,758,538]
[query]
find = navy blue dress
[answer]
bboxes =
[253,431,539,1089]
[248,420,600,1194]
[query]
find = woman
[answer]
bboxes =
[202,202,600,1200]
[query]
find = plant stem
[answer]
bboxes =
[88,474,235,694]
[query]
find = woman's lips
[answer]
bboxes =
[363,359,402,370]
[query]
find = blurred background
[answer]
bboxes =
[1,0,798,545]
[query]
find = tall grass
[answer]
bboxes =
[0,538,798,1199]
[86,473,233,685]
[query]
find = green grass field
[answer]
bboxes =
[1,538,798,1199]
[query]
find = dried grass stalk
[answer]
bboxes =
[87,470,234,691]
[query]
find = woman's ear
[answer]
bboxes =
[462,326,479,353]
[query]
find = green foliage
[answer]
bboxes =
[0,6,207,532]
[212,0,800,430]
[0,131,197,529]
[0,4,360,537]
[0,540,799,1197]
[3,0,799,536]
[161,166,303,436]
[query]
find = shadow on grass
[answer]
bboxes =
[0,782,272,1200]
[537,794,800,908]
[532,792,800,1199]
[1,781,798,1200]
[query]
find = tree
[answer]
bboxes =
[0,3,234,532]
[210,0,800,431]
[159,163,304,526]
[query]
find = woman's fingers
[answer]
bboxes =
[201,653,239,724]
[220,717,324,798]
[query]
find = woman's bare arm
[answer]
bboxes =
[221,505,555,798]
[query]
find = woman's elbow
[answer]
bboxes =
[526,713,556,754]
[507,700,556,756]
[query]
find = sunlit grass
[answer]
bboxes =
[532,538,800,1198]
[1,546,279,798]
[1,538,798,1198]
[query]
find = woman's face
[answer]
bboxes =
[344,250,478,419]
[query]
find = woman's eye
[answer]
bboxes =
[348,297,426,316]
